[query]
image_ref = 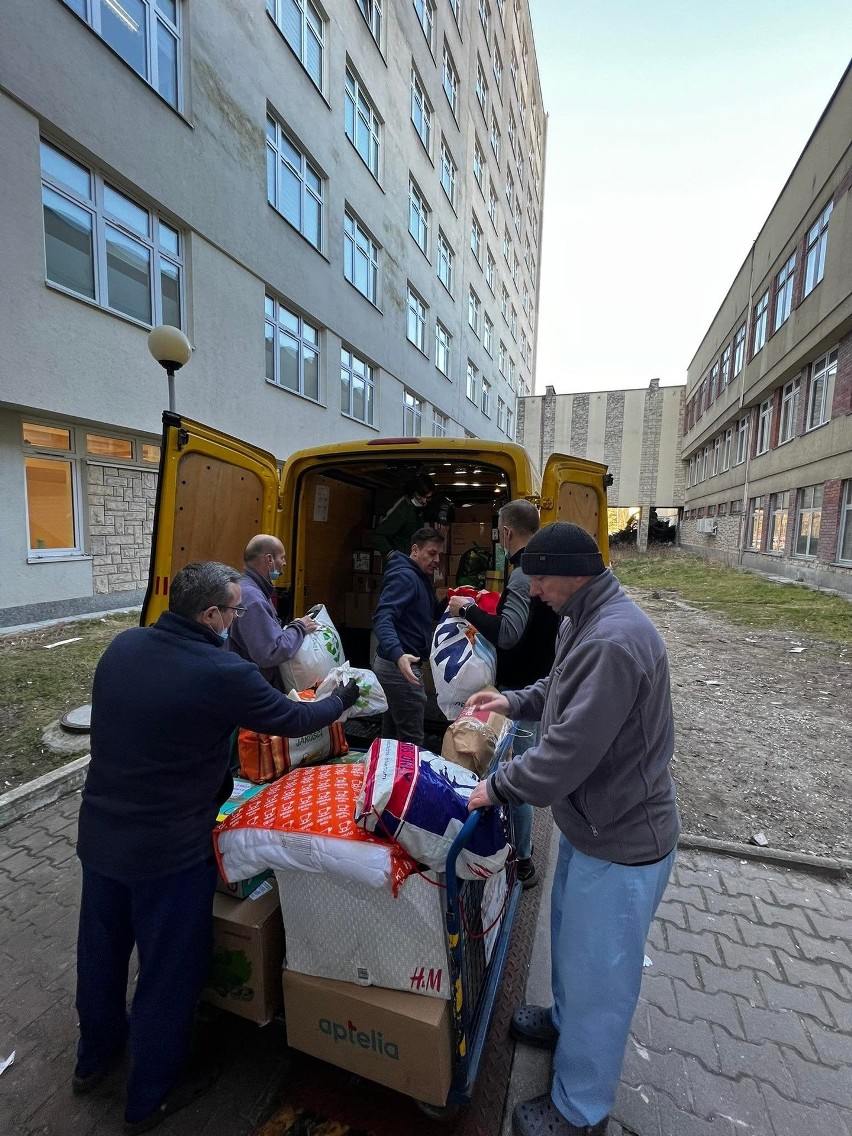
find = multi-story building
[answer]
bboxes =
[0,0,546,622]
[681,65,852,593]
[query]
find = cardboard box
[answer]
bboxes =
[344,591,375,629]
[203,885,285,1024]
[282,972,453,1106]
[275,869,450,999]
[449,522,492,554]
[352,572,383,595]
[448,554,463,581]
[455,504,494,523]
[215,869,273,899]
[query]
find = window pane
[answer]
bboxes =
[157,0,177,21]
[40,141,91,198]
[279,163,302,229]
[87,434,133,459]
[160,260,181,328]
[303,346,319,400]
[99,0,148,78]
[105,186,151,236]
[23,423,72,449]
[25,457,75,550]
[279,329,299,391]
[265,320,276,381]
[106,225,152,323]
[304,194,321,248]
[157,21,178,107]
[266,145,276,204]
[42,187,95,298]
[142,443,161,463]
[159,222,179,256]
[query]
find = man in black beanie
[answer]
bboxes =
[466,522,679,1136]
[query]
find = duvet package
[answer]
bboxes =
[355,739,510,880]
[214,763,416,895]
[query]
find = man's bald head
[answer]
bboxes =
[244,535,285,582]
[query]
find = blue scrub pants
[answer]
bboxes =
[75,858,219,1124]
[549,834,675,1127]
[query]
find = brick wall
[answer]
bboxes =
[87,464,157,595]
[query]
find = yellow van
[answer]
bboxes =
[142,412,610,662]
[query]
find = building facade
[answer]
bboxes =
[0,0,546,622]
[519,379,685,548]
[681,66,852,593]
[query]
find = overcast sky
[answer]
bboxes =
[528,1,851,394]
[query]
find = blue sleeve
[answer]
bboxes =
[228,657,345,735]
[372,573,413,662]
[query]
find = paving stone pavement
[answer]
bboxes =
[1,794,850,1136]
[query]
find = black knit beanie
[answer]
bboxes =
[520,522,606,577]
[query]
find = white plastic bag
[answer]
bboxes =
[279,604,344,691]
[430,610,497,721]
[313,663,388,721]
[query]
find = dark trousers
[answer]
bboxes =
[372,654,428,746]
[75,857,218,1123]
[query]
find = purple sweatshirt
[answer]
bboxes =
[227,566,307,690]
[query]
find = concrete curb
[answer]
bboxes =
[0,755,89,829]
[1,761,850,884]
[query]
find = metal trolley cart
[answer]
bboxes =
[417,725,521,1119]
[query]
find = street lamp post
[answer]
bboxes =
[146,325,193,413]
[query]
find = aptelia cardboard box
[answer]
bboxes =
[203,884,285,1025]
[282,971,453,1106]
[275,869,451,999]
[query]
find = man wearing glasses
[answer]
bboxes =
[74,561,360,1134]
[228,534,319,690]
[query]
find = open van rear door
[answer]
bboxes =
[539,454,611,563]
[141,413,281,625]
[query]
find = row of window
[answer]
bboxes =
[686,480,852,566]
[685,347,837,487]
[685,200,834,433]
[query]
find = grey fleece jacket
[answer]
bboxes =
[489,569,679,864]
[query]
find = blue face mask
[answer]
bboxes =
[269,568,281,583]
[218,627,229,642]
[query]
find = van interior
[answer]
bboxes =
[288,454,513,674]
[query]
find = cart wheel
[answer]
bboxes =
[415,1100,461,1122]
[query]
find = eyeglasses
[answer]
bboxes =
[218,604,247,618]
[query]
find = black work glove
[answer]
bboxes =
[337,678,361,710]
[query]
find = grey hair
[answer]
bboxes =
[498,499,540,537]
[169,561,241,618]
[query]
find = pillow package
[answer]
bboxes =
[354,739,510,880]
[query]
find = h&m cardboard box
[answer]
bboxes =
[282,971,453,1106]
[274,869,450,999]
[203,885,285,1025]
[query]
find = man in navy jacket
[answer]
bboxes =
[371,527,445,745]
[75,561,359,1133]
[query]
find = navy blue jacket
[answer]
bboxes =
[372,552,440,664]
[77,611,346,882]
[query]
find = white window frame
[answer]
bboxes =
[343,211,379,304]
[64,0,182,108]
[753,291,769,354]
[437,229,454,293]
[747,496,765,551]
[468,287,482,337]
[488,181,498,226]
[406,285,428,353]
[413,0,435,47]
[803,202,832,298]
[806,347,836,431]
[755,397,772,455]
[493,44,502,90]
[768,491,789,553]
[483,313,493,356]
[340,346,375,426]
[836,480,852,564]
[473,137,485,190]
[733,323,746,376]
[41,138,184,329]
[491,112,501,160]
[485,247,495,291]
[435,321,451,376]
[442,44,459,116]
[466,360,479,404]
[408,178,430,254]
[507,404,514,438]
[267,0,324,90]
[403,389,423,435]
[721,344,731,387]
[778,378,800,444]
[479,0,490,35]
[356,0,382,44]
[711,436,721,476]
[497,396,506,431]
[432,408,448,437]
[22,422,84,558]
[345,68,381,178]
[471,213,483,262]
[735,415,749,465]
[773,252,796,332]
[480,378,491,417]
[265,294,321,401]
[476,58,488,116]
[440,140,457,208]
[721,428,732,472]
[411,68,432,152]
[795,484,823,559]
[266,114,324,251]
